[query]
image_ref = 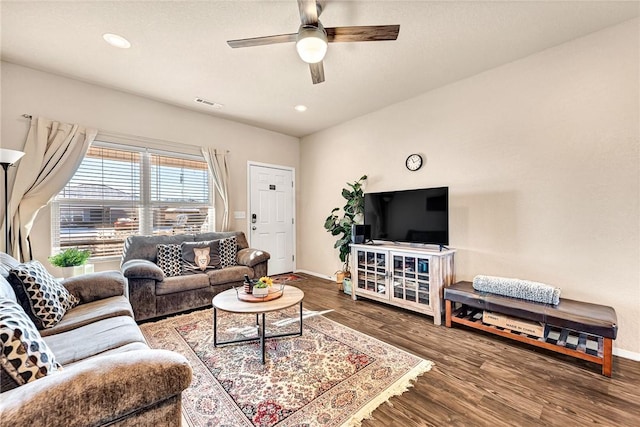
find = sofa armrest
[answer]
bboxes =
[0,349,192,427]
[237,248,270,268]
[122,259,164,281]
[62,270,126,304]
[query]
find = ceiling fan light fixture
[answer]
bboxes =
[296,25,328,64]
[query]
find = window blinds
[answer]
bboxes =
[54,144,212,257]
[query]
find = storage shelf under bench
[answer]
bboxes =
[447,304,607,367]
[444,281,617,377]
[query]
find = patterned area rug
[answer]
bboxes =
[270,273,306,283]
[141,308,432,426]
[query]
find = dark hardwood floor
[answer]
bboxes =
[293,274,640,427]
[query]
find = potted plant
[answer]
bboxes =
[323,175,367,288]
[49,247,91,278]
[252,276,274,297]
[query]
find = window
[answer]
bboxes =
[52,142,213,258]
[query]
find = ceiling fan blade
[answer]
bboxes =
[326,25,400,42]
[297,0,319,25]
[227,33,297,48]
[309,61,325,84]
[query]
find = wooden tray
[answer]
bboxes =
[237,288,284,302]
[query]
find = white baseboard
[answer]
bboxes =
[614,347,640,361]
[294,269,335,281]
[294,269,640,361]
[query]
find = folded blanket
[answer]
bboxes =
[472,275,561,305]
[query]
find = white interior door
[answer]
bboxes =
[248,163,294,275]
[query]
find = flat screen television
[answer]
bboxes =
[364,187,449,246]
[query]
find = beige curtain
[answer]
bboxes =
[201,147,230,232]
[9,117,97,261]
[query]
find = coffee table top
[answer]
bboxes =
[212,285,304,314]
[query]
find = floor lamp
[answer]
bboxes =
[0,148,25,254]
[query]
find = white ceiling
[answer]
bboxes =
[1,1,638,137]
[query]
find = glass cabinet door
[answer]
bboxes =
[355,249,387,296]
[391,253,431,307]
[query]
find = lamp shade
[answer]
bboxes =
[296,25,328,64]
[0,148,25,165]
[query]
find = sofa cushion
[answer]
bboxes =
[219,236,238,268]
[0,298,62,391]
[156,244,182,277]
[181,240,221,273]
[121,234,196,264]
[9,260,79,329]
[39,296,134,337]
[197,231,249,250]
[206,265,254,286]
[156,274,210,296]
[0,275,17,303]
[0,253,20,286]
[44,315,147,365]
[63,342,149,368]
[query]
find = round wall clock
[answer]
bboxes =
[405,154,423,171]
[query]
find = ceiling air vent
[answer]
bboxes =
[194,97,223,109]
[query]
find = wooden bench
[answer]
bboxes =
[444,281,618,377]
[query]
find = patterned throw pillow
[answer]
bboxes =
[156,244,182,277]
[219,236,237,268]
[8,260,79,329]
[181,240,221,274]
[0,298,62,391]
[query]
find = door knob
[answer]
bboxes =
[252,226,257,230]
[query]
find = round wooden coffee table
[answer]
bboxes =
[212,285,304,364]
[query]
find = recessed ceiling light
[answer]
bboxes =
[294,105,307,112]
[103,33,131,49]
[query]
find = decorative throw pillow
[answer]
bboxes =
[8,260,79,329]
[181,240,221,274]
[156,244,182,277]
[0,298,62,391]
[219,236,238,268]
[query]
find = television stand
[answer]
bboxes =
[350,243,456,325]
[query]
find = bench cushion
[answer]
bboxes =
[445,281,617,339]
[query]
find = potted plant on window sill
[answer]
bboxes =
[49,248,92,278]
[323,175,367,290]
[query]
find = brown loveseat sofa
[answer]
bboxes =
[0,252,192,426]
[121,231,270,321]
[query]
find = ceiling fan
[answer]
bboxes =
[227,0,400,84]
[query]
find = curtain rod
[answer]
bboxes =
[19,114,229,154]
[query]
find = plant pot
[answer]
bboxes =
[335,271,345,291]
[253,287,269,297]
[342,278,352,296]
[61,265,85,279]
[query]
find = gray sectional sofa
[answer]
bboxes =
[121,231,270,321]
[0,252,192,426]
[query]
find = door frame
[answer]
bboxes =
[246,161,297,273]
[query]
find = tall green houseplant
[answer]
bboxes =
[324,175,367,274]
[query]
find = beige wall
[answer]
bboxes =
[298,19,639,355]
[1,61,299,271]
